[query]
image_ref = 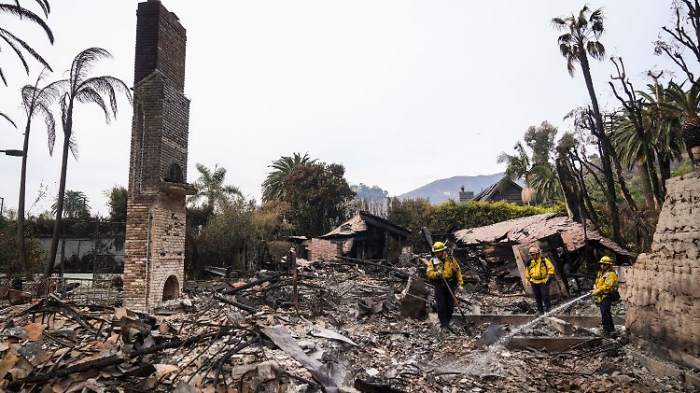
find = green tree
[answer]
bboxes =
[281,162,354,236]
[664,81,700,172]
[262,152,315,202]
[104,185,127,223]
[0,1,53,85]
[189,163,242,213]
[45,48,132,278]
[553,5,624,246]
[524,121,558,165]
[386,197,434,249]
[16,72,57,278]
[0,219,44,279]
[529,164,562,204]
[639,79,684,183]
[197,197,256,271]
[52,190,89,219]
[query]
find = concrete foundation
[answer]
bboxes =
[459,314,625,328]
[508,336,603,352]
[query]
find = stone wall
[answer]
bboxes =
[625,171,700,357]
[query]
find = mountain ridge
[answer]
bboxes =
[396,173,504,204]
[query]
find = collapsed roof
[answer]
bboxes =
[452,213,632,256]
[319,211,411,240]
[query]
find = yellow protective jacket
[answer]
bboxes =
[594,269,619,303]
[526,257,555,284]
[426,256,463,285]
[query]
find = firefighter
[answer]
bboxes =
[591,256,619,336]
[525,246,555,314]
[426,241,463,330]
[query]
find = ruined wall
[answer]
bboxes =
[124,0,190,312]
[306,239,353,261]
[625,172,700,357]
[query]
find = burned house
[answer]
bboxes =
[299,211,410,261]
[451,213,633,293]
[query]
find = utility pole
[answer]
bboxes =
[0,196,4,217]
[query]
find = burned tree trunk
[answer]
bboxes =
[555,155,583,223]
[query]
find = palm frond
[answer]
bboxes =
[0,66,7,86]
[0,27,52,72]
[75,87,110,122]
[68,132,79,160]
[0,111,17,128]
[35,102,55,153]
[587,41,605,60]
[0,4,53,43]
[70,48,112,89]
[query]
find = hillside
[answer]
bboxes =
[397,173,504,204]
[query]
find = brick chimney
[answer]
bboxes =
[123,1,194,313]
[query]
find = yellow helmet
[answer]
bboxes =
[599,256,615,265]
[432,241,447,253]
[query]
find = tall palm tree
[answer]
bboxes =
[44,48,132,278]
[189,163,242,212]
[262,152,315,202]
[51,190,89,219]
[553,6,624,246]
[0,1,53,85]
[663,81,700,173]
[16,71,57,279]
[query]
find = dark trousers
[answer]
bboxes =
[531,281,551,313]
[600,297,614,333]
[434,279,457,328]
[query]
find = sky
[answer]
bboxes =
[0,0,685,217]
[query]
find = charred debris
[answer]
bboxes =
[1,220,693,392]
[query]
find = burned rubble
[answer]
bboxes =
[0,254,694,392]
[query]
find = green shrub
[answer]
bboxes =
[429,200,562,234]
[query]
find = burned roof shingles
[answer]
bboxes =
[453,213,632,256]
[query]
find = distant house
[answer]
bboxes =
[472,179,523,205]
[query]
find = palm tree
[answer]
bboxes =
[262,152,315,202]
[189,163,242,212]
[497,142,536,203]
[639,82,684,183]
[553,6,624,246]
[530,164,562,203]
[51,190,89,219]
[0,1,53,85]
[44,48,132,278]
[16,71,57,279]
[612,111,658,211]
[663,81,700,172]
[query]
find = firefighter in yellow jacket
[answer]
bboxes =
[591,256,619,336]
[426,242,463,330]
[525,246,555,314]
